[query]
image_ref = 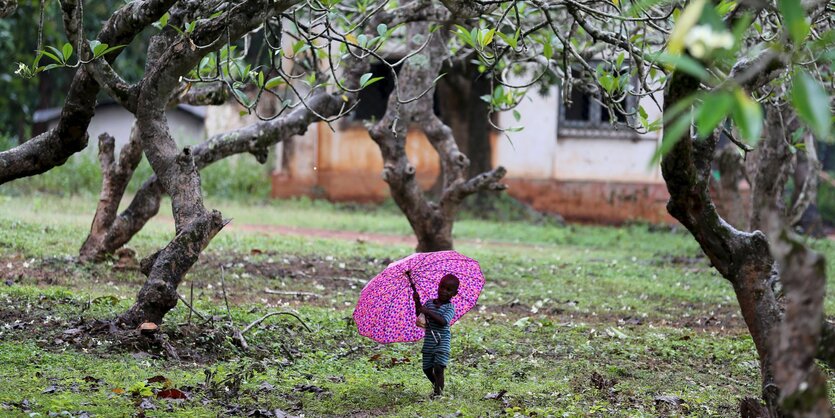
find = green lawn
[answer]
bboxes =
[0,194,832,417]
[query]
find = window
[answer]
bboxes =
[558,66,637,139]
[352,63,397,122]
[349,62,442,123]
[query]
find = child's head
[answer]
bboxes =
[437,274,459,303]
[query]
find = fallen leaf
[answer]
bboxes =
[655,395,686,409]
[63,328,82,337]
[293,384,328,395]
[147,375,167,384]
[157,388,188,400]
[111,388,126,394]
[251,249,263,255]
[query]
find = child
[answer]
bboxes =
[411,273,459,398]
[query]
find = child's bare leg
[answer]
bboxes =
[423,367,435,384]
[432,365,445,395]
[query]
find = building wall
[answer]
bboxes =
[200,84,673,224]
[490,85,672,223]
[272,123,441,202]
[48,105,205,153]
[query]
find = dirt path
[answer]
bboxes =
[228,222,418,247]
[156,215,552,250]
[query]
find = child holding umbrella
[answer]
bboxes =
[411,271,459,398]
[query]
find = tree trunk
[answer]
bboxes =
[367,20,506,252]
[118,32,226,326]
[789,132,823,237]
[662,68,834,416]
[437,61,495,212]
[117,0,304,326]
[661,70,783,411]
[714,143,749,230]
[79,127,143,261]
[79,91,342,261]
[768,227,832,416]
[748,105,795,235]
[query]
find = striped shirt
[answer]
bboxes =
[421,300,455,355]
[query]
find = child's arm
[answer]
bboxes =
[419,304,448,326]
[412,288,421,315]
[407,271,421,315]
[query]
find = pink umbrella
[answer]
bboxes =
[353,250,485,344]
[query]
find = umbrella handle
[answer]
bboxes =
[405,270,416,290]
[406,270,420,315]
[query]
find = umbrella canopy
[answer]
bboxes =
[353,250,485,344]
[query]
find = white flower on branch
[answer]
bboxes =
[684,25,734,59]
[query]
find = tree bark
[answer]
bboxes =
[713,144,749,231]
[788,133,823,236]
[748,104,795,236]
[768,227,832,416]
[437,61,496,212]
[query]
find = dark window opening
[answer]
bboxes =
[353,63,397,121]
[558,63,636,138]
[600,105,628,123]
[352,62,442,122]
[564,87,591,122]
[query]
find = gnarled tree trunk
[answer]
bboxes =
[79,90,342,261]
[113,0,304,326]
[366,20,506,252]
[661,68,832,416]
[79,127,144,262]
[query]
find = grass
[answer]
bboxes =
[0,194,833,417]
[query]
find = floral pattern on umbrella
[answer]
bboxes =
[353,250,485,344]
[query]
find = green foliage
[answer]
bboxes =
[791,70,833,141]
[1,197,834,416]
[0,0,150,142]
[778,0,811,44]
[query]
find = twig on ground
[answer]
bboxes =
[330,276,368,284]
[188,279,195,324]
[220,266,249,349]
[264,288,321,298]
[335,346,361,359]
[176,292,207,322]
[242,311,313,334]
[221,266,232,322]
[154,333,181,361]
